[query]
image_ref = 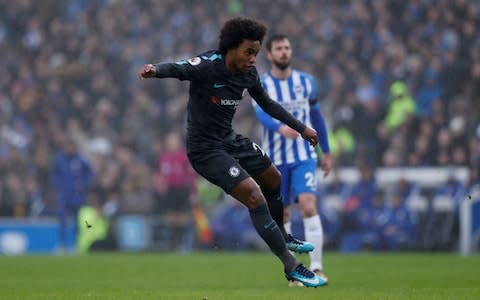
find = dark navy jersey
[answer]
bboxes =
[153,50,306,152]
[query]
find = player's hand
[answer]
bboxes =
[320,153,332,178]
[301,127,317,146]
[278,125,300,139]
[140,64,156,79]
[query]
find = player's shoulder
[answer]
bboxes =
[175,50,221,68]
[294,69,316,82]
[198,50,223,63]
[259,70,273,83]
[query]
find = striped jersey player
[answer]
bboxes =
[255,69,322,165]
[253,34,332,284]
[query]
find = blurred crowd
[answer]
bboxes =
[213,163,479,252]
[0,0,479,246]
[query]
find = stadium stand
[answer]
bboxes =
[0,0,478,254]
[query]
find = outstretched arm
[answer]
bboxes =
[140,57,204,81]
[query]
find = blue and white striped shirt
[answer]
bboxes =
[253,70,320,166]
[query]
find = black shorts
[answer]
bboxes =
[187,133,272,193]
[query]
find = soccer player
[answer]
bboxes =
[253,34,332,285]
[140,17,326,287]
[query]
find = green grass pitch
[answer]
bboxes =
[1,252,479,299]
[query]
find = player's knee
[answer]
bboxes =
[302,206,317,217]
[299,193,317,217]
[270,168,282,189]
[259,165,281,191]
[283,208,291,223]
[247,187,266,208]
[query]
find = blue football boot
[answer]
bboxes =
[286,234,314,253]
[285,264,327,288]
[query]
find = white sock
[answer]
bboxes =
[304,215,323,271]
[284,221,292,235]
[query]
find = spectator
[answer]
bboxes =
[156,130,197,215]
[340,190,388,253]
[51,136,94,251]
[0,173,27,217]
[383,80,416,131]
[383,191,416,250]
[76,192,114,254]
[415,69,442,117]
[155,130,198,249]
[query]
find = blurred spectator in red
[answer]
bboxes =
[155,130,198,248]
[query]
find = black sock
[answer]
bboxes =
[249,204,297,272]
[263,190,289,239]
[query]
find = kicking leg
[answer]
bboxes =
[230,177,297,272]
[230,178,325,287]
[253,164,289,239]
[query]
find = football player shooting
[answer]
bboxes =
[140,17,326,287]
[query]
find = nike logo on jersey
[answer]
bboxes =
[213,83,226,88]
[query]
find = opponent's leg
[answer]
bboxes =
[298,193,327,281]
[288,159,328,282]
[255,165,314,253]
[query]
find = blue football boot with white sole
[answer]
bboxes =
[286,234,314,253]
[285,264,327,288]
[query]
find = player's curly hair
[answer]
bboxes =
[218,17,267,55]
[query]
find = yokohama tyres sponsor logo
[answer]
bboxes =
[220,99,241,106]
[210,96,241,106]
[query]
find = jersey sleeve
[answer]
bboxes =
[307,74,319,105]
[306,75,330,153]
[253,103,281,132]
[249,72,306,134]
[252,75,282,131]
[153,56,206,82]
[310,104,330,153]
